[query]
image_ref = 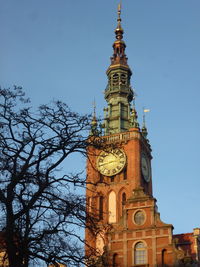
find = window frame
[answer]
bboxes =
[133,241,147,265]
[133,209,146,226]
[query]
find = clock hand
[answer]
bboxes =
[99,160,116,167]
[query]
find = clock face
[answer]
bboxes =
[97,148,126,176]
[141,153,151,182]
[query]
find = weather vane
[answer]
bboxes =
[143,107,150,126]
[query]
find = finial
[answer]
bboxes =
[115,2,123,40]
[117,2,122,24]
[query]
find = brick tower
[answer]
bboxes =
[85,5,200,267]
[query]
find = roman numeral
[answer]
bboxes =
[112,169,117,174]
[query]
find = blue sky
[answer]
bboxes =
[1,0,200,235]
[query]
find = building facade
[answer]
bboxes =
[85,5,200,267]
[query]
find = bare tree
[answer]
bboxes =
[0,86,94,267]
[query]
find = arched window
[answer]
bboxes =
[113,253,119,267]
[134,242,147,265]
[162,249,167,267]
[122,192,126,215]
[112,73,119,86]
[96,233,104,255]
[108,191,116,223]
[121,73,127,85]
[88,197,92,213]
[99,196,103,220]
[122,192,126,203]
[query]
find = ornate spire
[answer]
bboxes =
[103,3,133,135]
[110,3,128,67]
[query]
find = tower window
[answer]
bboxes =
[122,192,126,215]
[96,233,104,255]
[162,249,167,267]
[112,73,119,86]
[134,242,147,265]
[88,197,92,213]
[122,192,126,204]
[123,168,127,180]
[99,196,103,220]
[113,253,119,267]
[121,73,127,85]
[108,191,117,223]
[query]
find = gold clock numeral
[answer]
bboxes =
[112,168,117,174]
[116,150,121,156]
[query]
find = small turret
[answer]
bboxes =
[130,103,139,129]
[89,101,99,136]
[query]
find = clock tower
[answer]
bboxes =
[85,5,200,267]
